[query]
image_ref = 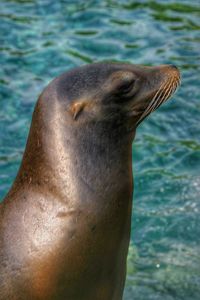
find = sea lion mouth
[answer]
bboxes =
[136,72,181,126]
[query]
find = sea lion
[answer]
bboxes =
[0,62,180,300]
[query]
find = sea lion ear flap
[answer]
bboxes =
[68,101,85,120]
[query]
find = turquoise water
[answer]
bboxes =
[0,0,200,299]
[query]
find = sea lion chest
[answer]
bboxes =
[1,179,132,300]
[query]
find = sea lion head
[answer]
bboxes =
[43,62,180,142]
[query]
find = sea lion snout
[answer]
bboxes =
[126,64,181,126]
[157,64,181,82]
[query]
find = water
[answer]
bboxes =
[0,0,200,299]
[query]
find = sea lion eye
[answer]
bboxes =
[118,78,135,94]
[110,71,136,95]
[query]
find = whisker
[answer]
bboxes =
[155,84,173,111]
[136,76,180,125]
[154,79,174,109]
[155,78,180,111]
[140,79,171,119]
[151,79,173,110]
[138,81,166,120]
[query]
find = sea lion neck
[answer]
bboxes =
[13,94,133,204]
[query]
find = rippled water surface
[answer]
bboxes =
[0,0,200,299]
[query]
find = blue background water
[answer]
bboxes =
[0,0,200,299]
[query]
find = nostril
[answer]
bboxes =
[170,64,178,70]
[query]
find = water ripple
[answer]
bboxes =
[0,0,200,299]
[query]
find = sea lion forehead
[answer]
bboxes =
[58,62,132,86]
[55,62,141,102]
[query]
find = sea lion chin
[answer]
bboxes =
[0,62,180,300]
